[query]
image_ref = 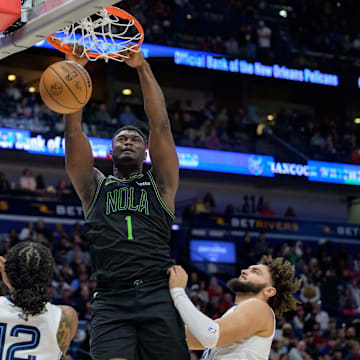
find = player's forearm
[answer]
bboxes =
[185,327,205,350]
[170,288,219,349]
[64,111,93,170]
[136,61,170,131]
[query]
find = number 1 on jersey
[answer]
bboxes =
[125,216,134,240]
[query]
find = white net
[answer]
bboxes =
[48,7,143,62]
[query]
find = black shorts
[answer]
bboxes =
[90,277,189,360]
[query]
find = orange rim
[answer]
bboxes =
[46,7,144,59]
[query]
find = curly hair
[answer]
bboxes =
[259,256,302,317]
[5,241,53,320]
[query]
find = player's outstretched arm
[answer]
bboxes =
[125,52,179,213]
[57,305,78,355]
[64,52,103,215]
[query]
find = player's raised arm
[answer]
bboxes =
[125,52,179,213]
[63,52,103,214]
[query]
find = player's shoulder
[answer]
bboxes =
[57,305,78,332]
[232,298,274,336]
[93,167,106,182]
[234,298,274,319]
[57,305,78,324]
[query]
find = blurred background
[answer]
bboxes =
[2,1,360,359]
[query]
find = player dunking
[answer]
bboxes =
[168,256,301,360]
[0,242,78,359]
[64,49,188,360]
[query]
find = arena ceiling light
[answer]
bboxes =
[7,74,16,81]
[354,118,360,124]
[279,9,287,18]
[122,88,132,96]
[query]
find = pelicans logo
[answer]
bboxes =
[248,155,265,176]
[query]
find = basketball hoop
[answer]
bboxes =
[46,6,144,62]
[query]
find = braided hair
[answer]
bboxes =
[5,241,53,320]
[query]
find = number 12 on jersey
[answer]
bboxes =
[125,216,134,240]
[0,323,40,360]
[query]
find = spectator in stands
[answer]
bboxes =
[320,335,338,357]
[312,323,327,346]
[314,300,329,332]
[242,25,257,59]
[280,355,290,360]
[303,331,319,359]
[0,238,9,256]
[288,340,309,360]
[215,107,229,139]
[224,203,234,219]
[18,221,34,241]
[241,195,251,214]
[92,103,112,127]
[293,305,305,338]
[203,192,216,212]
[224,36,240,56]
[6,82,21,101]
[188,271,199,288]
[279,323,293,349]
[170,111,182,135]
[348,278,360,309]
[207,277,219,299]
[260,201,276,216]
[119,105,138,126]
[333,346,344,360]
[53,223,67,244]
[284,207,296,218]
[198,280,209,304]
[270,339,284,360]
[35,174,47,194]
[257,20,272,58]
[0,172,10,193]
[300,282,321,305]
[19,168,36,192]
[35,219,53,245]
[238,232,256,269]
[255,232,269,257]
[54,117,65,135]
[8,228,20,248]
[57,178,72,200]
[205,126,221,150]
[353,34,360,55]
[310,131,326,157]
[345,341,360,360]
[194,195,207,214]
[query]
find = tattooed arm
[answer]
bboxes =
[57,306,79,355]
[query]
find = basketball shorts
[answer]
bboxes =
[90,277,190,360]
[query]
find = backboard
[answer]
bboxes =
[0,0,120,60]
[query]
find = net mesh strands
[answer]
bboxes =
[46,6,144,62]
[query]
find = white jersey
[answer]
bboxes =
[201,299,275,360]
[0,296,62,360]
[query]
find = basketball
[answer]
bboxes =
[39,60,93,114]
